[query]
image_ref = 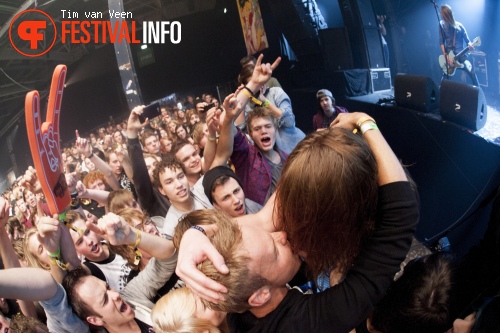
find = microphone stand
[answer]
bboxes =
[431,0,450,80]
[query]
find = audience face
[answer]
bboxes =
[69,217,107,261]
[157,167,191,206]
[113,131,123,144]
[175,144,202,176]
[25,190,36,208]
[189,113,200,126]
[16,199,27,213]
[76,276,135,328]
[160,129,169,138]
[88,178,106,191]
[162,114,172,125]
[160,138,173,154]
[212,98,219,109]
[213,178,246,217]
[176,126,187,140]
[85,157,96,171]
[107,153,123,176]
[204,94,213,103]
[320,96,333,114]
[177,110,186,120]
[27,232,51,267]
[168,121,177,134]
[248,117,277,153]
[144,135,160,154]
[240,226,301,287]
[195,102,207,115]
[144,156,159,181]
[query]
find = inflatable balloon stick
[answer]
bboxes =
[25,65,70,215]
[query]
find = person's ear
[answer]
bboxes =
[87,315,104,326]
[158,186,166,196]
[248,287,271,307]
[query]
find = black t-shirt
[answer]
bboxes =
[228,182,419,333]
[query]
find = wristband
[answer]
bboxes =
[360,121,379,135]
[262,100,270,107]
[241,88,263,106]
[70,192,81,209]
[207,136,217,141]
[190,225,206,235]
[243,86,257,97]
[46,246,61,258]
[129,230,142,266]
[356,116,376,129]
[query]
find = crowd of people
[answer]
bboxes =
[0,48,498,333]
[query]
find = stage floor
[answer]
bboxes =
[349,88,500,146]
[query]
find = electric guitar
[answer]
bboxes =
[438,36,481,76]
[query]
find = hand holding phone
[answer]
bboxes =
[139,102,161,122]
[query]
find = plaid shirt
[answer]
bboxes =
[231,128,287,206]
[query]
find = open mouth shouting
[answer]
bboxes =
[234,203,245,216]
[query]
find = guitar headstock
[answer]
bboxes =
[472,36,481,47]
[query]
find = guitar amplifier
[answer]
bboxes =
[370,68,391,93]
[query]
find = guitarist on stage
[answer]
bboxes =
[439,4,479,86]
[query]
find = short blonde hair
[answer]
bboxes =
[151,287,227,333]
[173,210,269,313]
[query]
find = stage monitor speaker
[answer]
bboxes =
[440,80,487,131]
[319,28,354,71]
[394,74,439,113]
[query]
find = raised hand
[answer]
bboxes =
[36,215,61,254]
[222,93,242,122]
[25,65,70,214]
[249,54,281,87]
[86,212,135,246]
[176,228,229,303]
[128,106,149,135]
[0,198,10,229]
[20,166,43,194]
[74,130,92,158]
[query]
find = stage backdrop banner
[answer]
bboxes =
[236,0,268,55]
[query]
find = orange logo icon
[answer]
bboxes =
[9,9,56,57]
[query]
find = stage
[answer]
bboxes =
[341,88,500,257]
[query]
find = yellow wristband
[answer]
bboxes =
[356,116,376,129]
[241,89,263,106]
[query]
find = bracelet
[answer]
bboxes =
[241,88,263,106]
[360,121,379,135]
[190,225,206,235]
[207,136,217,141]
[243,86,257,97]
[87,152,94,159]
[356,116,376,129]
[46,246,61,258]
[70,192,81,209]
[49,257,69,270]
[129,230,142,266]
[262,100,270,107]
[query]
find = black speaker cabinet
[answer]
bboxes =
[319,28,354,71]
[440,80,487,131]
[394,74,439,113]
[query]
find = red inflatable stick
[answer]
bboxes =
[25,65,70,215]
